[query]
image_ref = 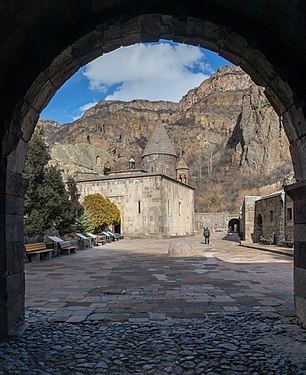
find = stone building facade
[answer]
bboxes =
[240,196,261,243]
[77,171,194,238]
[76,121,195,238]
[253,191,294,245]
[241,191,294,245]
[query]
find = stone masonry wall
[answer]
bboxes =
[161,177,194,237]
[254,193,294,245]
[194,212,239,233]
[241,196,261,243]
[142,154,177,179]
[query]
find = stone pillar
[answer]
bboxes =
[0,171,28,338]
[285,181,306,327]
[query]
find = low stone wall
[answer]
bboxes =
[194,212,239,233]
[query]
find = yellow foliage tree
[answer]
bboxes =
[83,193,120,233]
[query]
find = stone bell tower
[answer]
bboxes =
[176,153,189,185]
[142,120,177,178]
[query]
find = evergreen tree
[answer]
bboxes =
[76,212,94,233]
[24,129,83,236]
[66,175,84,220]
[39,165,70,233]
[24,128,51,236]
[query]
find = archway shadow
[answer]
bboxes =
[223,233,240,242]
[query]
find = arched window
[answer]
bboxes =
[96,156,101,166]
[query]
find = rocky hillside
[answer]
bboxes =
[38,66,292,212]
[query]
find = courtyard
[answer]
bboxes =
[1,233,306,374]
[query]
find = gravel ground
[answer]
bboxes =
[1,310,306,374]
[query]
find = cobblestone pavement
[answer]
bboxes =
[1,233,306,374]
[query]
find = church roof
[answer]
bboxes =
[176,158,189,170]
[142,120,177,158]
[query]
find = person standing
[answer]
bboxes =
[203,226,210,244]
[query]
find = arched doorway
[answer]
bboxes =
[228,218,240,233]
[1,2,306,337]
[255,214,263,242]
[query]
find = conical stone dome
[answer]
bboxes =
[142,120,177,158]
[176,158,189,170]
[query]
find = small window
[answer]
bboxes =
[269,210,274,222]
[96,156,101,166]
[287,208,293,221]
[151,166,154,172]
[179,202,181,216]
[138,201,141,214]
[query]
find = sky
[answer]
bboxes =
[41,40,231,124]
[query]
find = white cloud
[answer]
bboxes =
[79,101,98,112]
[83,43,213,102]
[73,101,98,120]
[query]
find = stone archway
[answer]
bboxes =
[228,218,240,234]
[1,1,306,337]
[255,214,263,242]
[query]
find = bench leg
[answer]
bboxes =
[30,253,40,262]
[43,251,53,260]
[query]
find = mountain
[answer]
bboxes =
[38,66,292,212]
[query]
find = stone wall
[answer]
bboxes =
[241,196,261,242]
[194,212,239,233]
[254,192,294,245]
[77,173,194,238]
[142,154,177,179]
[161,176,194,237]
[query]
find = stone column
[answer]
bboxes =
[285,181,306,327]
[0,170,28,338]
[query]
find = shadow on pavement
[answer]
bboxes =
[222,233,239,242]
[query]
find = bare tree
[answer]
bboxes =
[207,144,218,175]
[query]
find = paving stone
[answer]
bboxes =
[4,234,303,374]
[86,313,106,321]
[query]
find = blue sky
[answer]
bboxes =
[41,40,231,124]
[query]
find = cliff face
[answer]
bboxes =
[38,66,292,212]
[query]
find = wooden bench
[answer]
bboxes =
[114,233,124,240]
[260,233,275,245]
[59,241,77,255]
[98,235,106,245]
[279,240,294,248]
[102,231,113,242]
[25,243,54,262]
[104,231,124,241]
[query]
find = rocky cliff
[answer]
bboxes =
[39,66,292,212]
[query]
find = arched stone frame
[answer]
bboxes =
[256,213,263,242]
[228,218,240,233]
[1,2,306,337]
[96,156,101,166]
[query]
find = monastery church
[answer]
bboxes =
[76,120,195,238]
